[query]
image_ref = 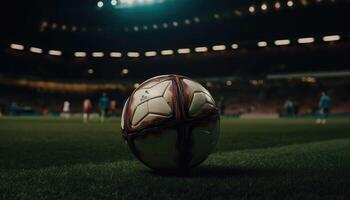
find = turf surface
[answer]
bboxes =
[0,117,350,199]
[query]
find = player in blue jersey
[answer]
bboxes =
[99,93,109,123]
[316,91,330,124]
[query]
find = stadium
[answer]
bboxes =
[0,0,350,199]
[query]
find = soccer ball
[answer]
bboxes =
[121,75,220,171]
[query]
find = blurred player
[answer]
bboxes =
[62,100,70,119]
[109,100,117,117]
[83,98,92,123]
[316,91,330,124]
[99,93,109,123]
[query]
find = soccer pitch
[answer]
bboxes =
[1,117,350,199]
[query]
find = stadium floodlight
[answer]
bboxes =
[134,83,140,88]
[30,47,43,54]
[110,52,122,57]
[322,35,340,42]
[249,5,255,13]
[92,52,104,57]
[261,3,268,10]
[97,1,104,8]
[257,41,268,47]
[287,0,294,7]
[88,68,94,74]
[194,17,200,23]
[275,1,281,9]
[145,51,157,57]
[133,26,139,31]
[212,45,226,51]
[231,44,239,49]
[161,50,174,56]
[121,68,129,75]
[152,24,158,29]
[127,52,140,58]
[172,21,179,27]
[48,50,62,56]
[195,47,208,53]
[226,80,232,86]
[111,0,117,6]
[184,19,191,25]
[74,52,87,57]
[297,37,315,44]
[274,39,290,46]
[163,23,168,28]
[177,48,191,54]
[10,43,24,50]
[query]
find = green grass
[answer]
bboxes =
[0,117,350,200]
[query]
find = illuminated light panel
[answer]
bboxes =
[134,83,140,88]
[249,5,255,13]
[152,24,158,29]
[97,1,104,7]
[287,0,294,7]
[145,51,157,57]
[10,43,24,50]
[275,1,281,9]
[194,47,208,53]
[121,68,129,75]
[48,50,62,56]
[163,23,168,28]
[111,0,117,6]
[127,52,140,58]
[92,52,104,57]
[297,37,315,44]
[322,35,340,42]
[184,19,191,25]
[274,39,290,46]
[172,21,179,27]
[261,3,268,10]
[231,44,239,49]
[110,52,122,57]
[257,41,268,47]
[30,47,43,54]
[226,80,232,86]
[161,50,174,55]
[212,45,226,51]
[177,48,191,54]
[194,17,200,23]
[88,68,94,74]
[74,52,87,57]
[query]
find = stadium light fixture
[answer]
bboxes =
[110,52,122,57]
[287,0,294,7]
[261,3,268,11]
[92,52,104,57]
[163,23,168,28]
[121,68,129,75]
[10,43,24,50]
[184,19,191,25]
[127,52,140,58]
[194,17,200,23]
[161,50,174,56]
[322,35,340,42]
[51,23,57,29]
[111,0,117,6]
[97,1,104,7]
[213,14,220,19]
[88,68,94,74]
[231,44,239,49]
[152,24,158,29]
[274,39,290,46]
[30,47,43,54]
[133,26,139,31]
[48,50,62,56]
[195,47,208,53]
[172,21,179,27]
[274,1,281,9]
[74,52,87,57]
[145,51,157,57]
[134,83,140,88]
[257,41,268,47]
[297,37,315,44]
[226,80,232,86]
[212,45,226,51]
[249,5,255,13]
[177,48,191,54]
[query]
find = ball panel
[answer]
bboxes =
[132,101,149,126]
[189,119,220,167]
[121,98,128,130]
[133,128,179,170]
[148,97,172,116]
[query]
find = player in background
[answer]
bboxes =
[99,93,109,123]
[316,91,330,124]
[284,98,294,116]
[83,98,92,123]
[109,100,117,117]
[62,100,70,119]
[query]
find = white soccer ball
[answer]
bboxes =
[121,75,220,171]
